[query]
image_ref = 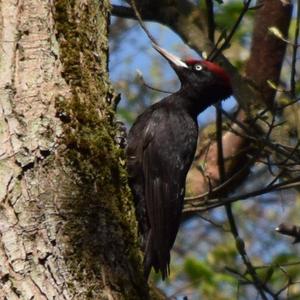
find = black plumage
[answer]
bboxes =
[126,44,232,279]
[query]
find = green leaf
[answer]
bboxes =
[184,256,214,283]
[267,79,278,90]
[268,26,284,40]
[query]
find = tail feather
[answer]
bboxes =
[144,230,170,280]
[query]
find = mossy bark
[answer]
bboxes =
[0,0,151,299]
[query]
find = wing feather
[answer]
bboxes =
[127,104,197,279]
[142,118,186,278]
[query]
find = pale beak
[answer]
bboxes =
[152,43,188,68]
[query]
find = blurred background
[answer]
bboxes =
[110,1,300,299]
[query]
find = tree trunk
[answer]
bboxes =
[0,0,150,299]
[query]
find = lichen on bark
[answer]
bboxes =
[53,0,148,298]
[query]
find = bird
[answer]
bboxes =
[126,43,232,280]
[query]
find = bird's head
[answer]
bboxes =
[153,44,232,103]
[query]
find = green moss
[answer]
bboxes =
[53,0,148,298]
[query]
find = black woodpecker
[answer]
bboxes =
[126,44,232,280]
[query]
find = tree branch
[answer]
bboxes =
[184,176,300,213]
[205,0,215,43]
[111,4,155,21]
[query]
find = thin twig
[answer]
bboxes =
[267,141,300,187]
[221,109,300,164]
[255,261,300,269]
[185,149,258,202]
[129,0,158,45]
[277,97,300,110]
[183,176,300,213]
[216,103,239,252]
[208,30,228,60]
[209,0,252,60]
[217,106,270,299]
[225,267,253,284]
[136,69,174,94]
[197,213,229,232]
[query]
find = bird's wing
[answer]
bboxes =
[126,108,159,238]
[142,112,187,278]
[127,107,197,278]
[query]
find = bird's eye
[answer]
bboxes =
[194,64,203,71]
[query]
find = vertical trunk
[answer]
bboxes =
[0,0,150,299]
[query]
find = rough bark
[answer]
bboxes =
[246,0,292,107]
[0,0,151,299]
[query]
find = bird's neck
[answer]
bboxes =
[172,86,212,117]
